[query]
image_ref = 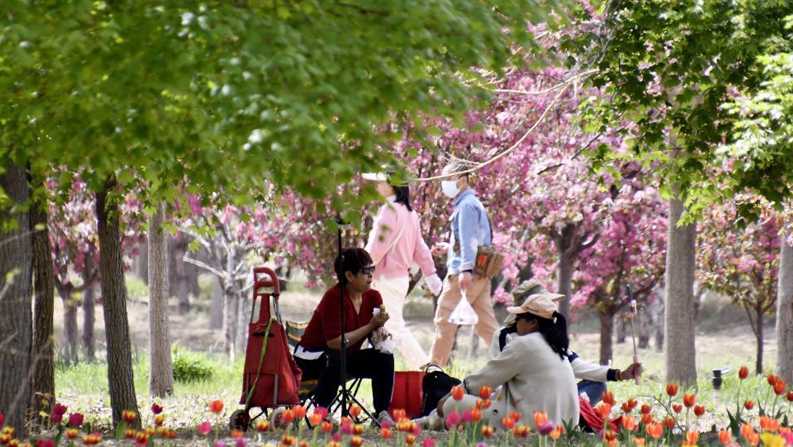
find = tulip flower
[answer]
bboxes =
[693,405,705,417]
[197,421,212,436]
[719,430,733,445]
[67,413,84,428]
[122,410,137,423]
[151,403,163,415]
[66,429,80,440]
[209,400,224,414]
[349,405,362,418]
[672,404,683,414]
[738,366,749,380]
[646,422,663,440]
[405,434,416,446]
[500,416,514,430]
[666,384,679,397]
[683,393,696,408]
[744,400,754,410]
[480,425,494,438]
[82,433,102,446]
[349,436,363,447]
[451,386,465,401]
[773,380,786,396]
[445,410,461,428]
[478,385,492,399]
[379,427,391,439]
[602,391,616,406]
[421,438,436,447]
[256,420,270,432]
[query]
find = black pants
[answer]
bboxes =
[296,348,394,415]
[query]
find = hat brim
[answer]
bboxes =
[362,172,388,182]
[505,293,565,315]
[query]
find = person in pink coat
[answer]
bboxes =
[363,172,443,369]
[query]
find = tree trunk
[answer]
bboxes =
[169,235,190,314]
[82,272,96,362]
[96,178,140,428]
[224,291,239,359]
[615,313,626,344]
[556,226,576,319]
[599,311,614,365]
[210,277,224,329]
[638,303,652,349]
[755,306,763,375]
[60,287,79,366]
[136,237,148,285]
[664,198,697,386]
[148,204,174,397]
[30,191,55,426]
[236,286,249,355]
[0,162,33,436]
[776,239,793,384]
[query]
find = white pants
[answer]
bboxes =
[373,276,430,369]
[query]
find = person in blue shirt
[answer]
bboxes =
[429,159,499,367]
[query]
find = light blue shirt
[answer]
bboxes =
[447,189,492,274]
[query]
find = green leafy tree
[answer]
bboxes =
[1,0,570,429]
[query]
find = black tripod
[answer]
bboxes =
[332,217,378,425]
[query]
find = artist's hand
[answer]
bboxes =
[432,242,449,256]
[459,271,473,291]
[620,362,642,381]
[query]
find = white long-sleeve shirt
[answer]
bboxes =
[464,332,579,428]
[490,330,620,382]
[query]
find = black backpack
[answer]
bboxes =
[421,369,461,417]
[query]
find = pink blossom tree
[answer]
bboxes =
[697,197,781,374]
[48,178,143,364]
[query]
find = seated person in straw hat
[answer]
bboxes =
[493,281,642,406]
[436,281,580,429]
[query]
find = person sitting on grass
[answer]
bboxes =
[436,283,580,430]
[294,247,394,425]
[493,281,642,406]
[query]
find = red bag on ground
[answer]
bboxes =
[389,371,425,419]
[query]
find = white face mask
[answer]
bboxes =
[441,180,459,198]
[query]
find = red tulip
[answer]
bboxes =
[738,366,749,380]
[602,391,616,406]
[744,400,754,410]
[151,403,163,415]
[451,385,465,401]
[500,416,515,430]
[640,404,652,415]
[67,413,84,428]
[773,380,786,396]
[349,404,362,418]
[693,405,705,417]
[666,384,678,397]
[786,390,793,402]
[208,400,224,414]
[479,385,492,399]
[672,404,683,414]
[292,406,306,420]
[682,393,696,408]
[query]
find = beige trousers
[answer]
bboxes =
[373,276,431,369]
[429,274,498,366]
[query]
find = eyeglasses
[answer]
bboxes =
[360,266,375,276]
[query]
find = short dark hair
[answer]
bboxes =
[334,248,373,284]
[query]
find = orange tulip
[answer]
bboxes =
[685,431,699,445]
[633,437,646,447]
[549,426,562,440]
[602,391,616,406]
[470,408,481,422]
[500,416,515,430]
[478,385,492,399]
[596,403,612,419]
[768,374,779,387]
[509,411,521,422]
[512,425,530,438]
[641,413,653,425]
[683,393,696,408]
[256,420,270,432]
[719,430,733,445]
[82,434,102,446]
[405,434,415,446]
[349,405,362,418]
[476,399,491,409]
[122,410,138,423]
[380,427,392,439]
[292,406,307,420]
[320,421,333,433]
[349,436,363,447]
[621,398,638,413]
[759,416,780,433]
[451,386,465,401]
[739,366,749,380]
[66,429,80,440]
[663,417,676,430]
[666,384,679,397]
[621,415,636,432]
[154,414,165,427]
[353,424,364,435]
[309,413,322,426]
[773,380,786,396]
[646,422,663,440]
[533,411,548,428]
[481,425,494,438]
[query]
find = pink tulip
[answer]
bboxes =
[197,421,212,435]
[445,410,461,428]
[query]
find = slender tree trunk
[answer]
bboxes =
[0,162,33,436]
[96,178,140,428]
[556,225,576,319]
[148,204,174,397]
[169,235,190,314]
[236,286,249,354]
[82,270,96,362]
[210,277,224,330]
[59,286,79,365]
[137,237,148,285]
[776,239,793,384]
[30,191,55,426]
[638,303,651,349]
[755,306,763,375]
[615,313,626,344]
[664,198,697,386]
[224,290,239,359]
[599,311,614,365]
